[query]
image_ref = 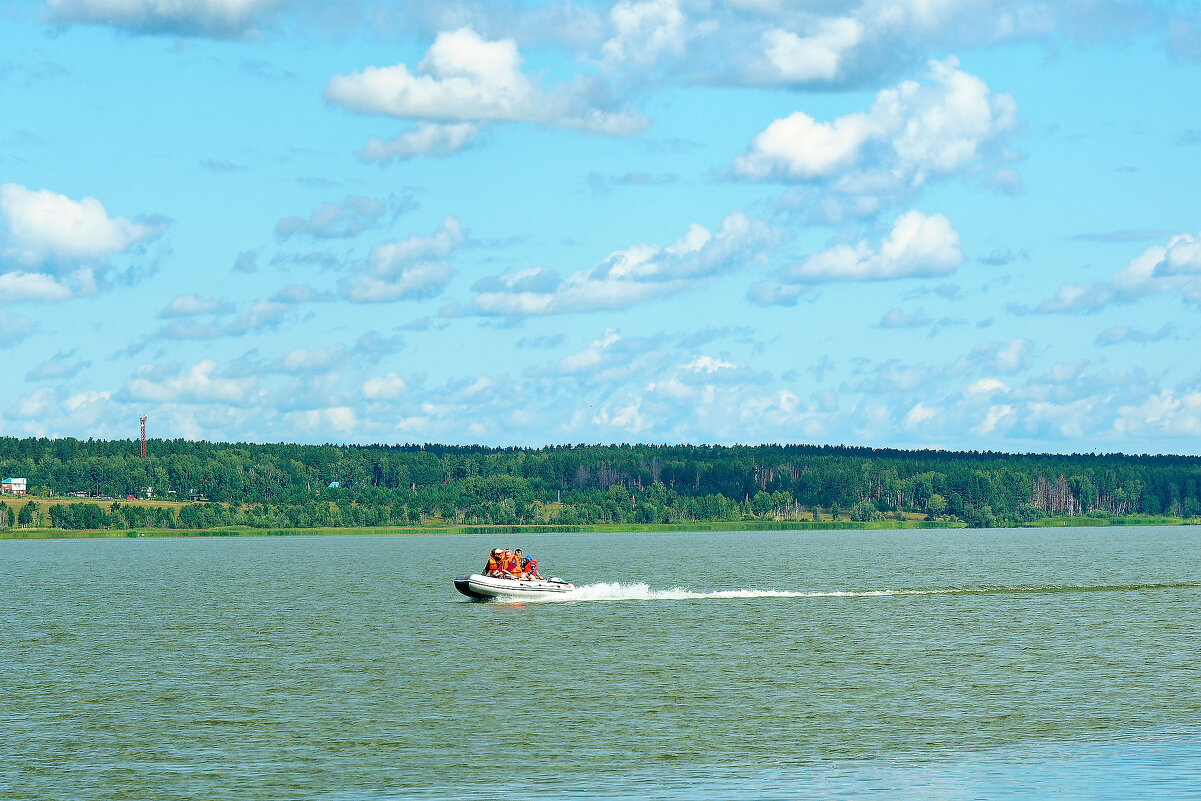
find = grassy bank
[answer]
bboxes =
[1,519,964,539]
[5,515,1199,539]
[1024,514,1183,527]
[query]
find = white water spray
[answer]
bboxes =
[513,582,963,603]
[496,580,1200,604]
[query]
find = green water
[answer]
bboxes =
[2,528,1200,799]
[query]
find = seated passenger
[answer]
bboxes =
[522,556,543,581]
[483,548,504,577]
[500,548,519,578]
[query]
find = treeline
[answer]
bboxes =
[3,437,1201,530]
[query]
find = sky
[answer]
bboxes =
[2,0,1201,452]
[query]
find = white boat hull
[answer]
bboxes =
[454,573,575,600]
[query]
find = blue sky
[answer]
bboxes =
[2,0,1201,452]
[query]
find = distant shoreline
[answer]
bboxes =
[2,516,1196,540]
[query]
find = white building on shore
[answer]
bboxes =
[2,477,28,496]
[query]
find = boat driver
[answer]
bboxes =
[484,548,506,577]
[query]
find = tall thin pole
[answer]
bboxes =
[140,415,147,458]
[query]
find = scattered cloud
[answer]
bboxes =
[275,195,387,240]
[683,354,735,374]
[516,333,566,349]
[45,0,283,39]
[354,330,406,356]
[233,249,259,273]
[529,328,665,382]
[119,299,291,356]
[6,386,59,420]
[588,171,678,193]
[268,283,334,304]
[359,123,481,164]
[159,293,235,318]
[199,157,246,172]
[362,372,406,400]
[1095,323,1176,347]
[949,337,1034,376]
[1073,228,1176,243]
[467,211,777,318]
[973,403,1015,436]
[750,210,961,305]
[982,166,1023,194]
[1033,231,1201,313]
[120,359,259,405]
[26,350,92,381]
[0,310,36,346]
[879,308,932,329]
[965,378,1010,395]
[903,401,938,427]
[600,0,698,72]
[978,247,1028,266]
[341,215,464,303]
[268,250,342,270]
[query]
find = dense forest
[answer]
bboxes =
[3,436,1201,531]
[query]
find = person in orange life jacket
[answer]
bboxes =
[522,556,542,581]
[500,548,519,577]
[483,548,505,577]
[511,549,526,577]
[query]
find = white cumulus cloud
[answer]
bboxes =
[601,0,692,70]
[0,183,164,303]
[362,373,406,400]
[966,378,1011,395]
[973,403,1015,436]
[782,210,962,284]
[326,27,646,142]
[0,183,162,267]
[733,57,1018,198]
[903,401,939,427]
[683,355,737,374]
[121,360,257,405]
[756,17,864,83]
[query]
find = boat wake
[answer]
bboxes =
[504,580,1201,604]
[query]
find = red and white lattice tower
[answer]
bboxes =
[140,415,147,458]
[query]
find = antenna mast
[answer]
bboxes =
[140,415,147,458]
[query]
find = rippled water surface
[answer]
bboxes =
[3,527,1200,799]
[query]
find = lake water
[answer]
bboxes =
[2,527,1200,799]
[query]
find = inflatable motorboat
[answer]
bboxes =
[454,573,575,601]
